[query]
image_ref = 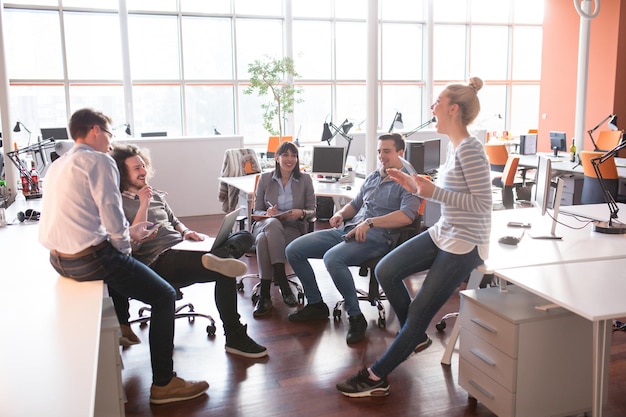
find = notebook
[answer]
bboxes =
[171,208,241,252]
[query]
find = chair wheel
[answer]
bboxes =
[297,292,305,304]
[251,292,259,304]
[236,281,244,291]
[435,321,446,332]
[333,308,342,319]
[206,325,216,335]
[378,317,386,328]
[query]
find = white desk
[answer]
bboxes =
[0,200,123,417]
[518,153,626,178]
[494,258,626,417]
[218,174,363,228]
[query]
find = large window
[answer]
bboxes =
[2,0,543,146]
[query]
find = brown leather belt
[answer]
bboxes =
[51,240,110,259]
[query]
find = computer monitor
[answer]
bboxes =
[141,131,167,137]
[311,146,345,180]
[519,134,538,155]
[549,131,566,153]
[404,138,441,174]
[40,127,69,140]
[529,155,564,239]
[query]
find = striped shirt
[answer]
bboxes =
[429,136,492,261]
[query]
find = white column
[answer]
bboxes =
[0,0,18,200]
[365,0,379,174]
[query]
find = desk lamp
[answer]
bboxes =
[402,117,436,138]
[321,118,354,168]
[590,135,626,234]
[388,112,404,133]
[588,114,618,151]
[13,121,32,145]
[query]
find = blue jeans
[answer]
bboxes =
[49,242,176,386]
[285,228,392,317]
[370,231,483,378]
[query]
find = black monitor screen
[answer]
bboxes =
[141,131,167,137]
[41,127,69,140]
[405,138,441,174]
[549,131,566,152]
[311,146,345,178]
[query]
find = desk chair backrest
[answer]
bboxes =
[595,130,622,152]
[580,150,618,204]
[267,136,293,158]
[485,143,509,172]
[493,155,521,209]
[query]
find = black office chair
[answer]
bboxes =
[130,286,217,336]
[332,207,425,328]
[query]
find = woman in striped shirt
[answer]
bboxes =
[337,77,492,397]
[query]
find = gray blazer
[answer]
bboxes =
[254,170,316,235]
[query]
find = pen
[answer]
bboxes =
[266,200,274,208]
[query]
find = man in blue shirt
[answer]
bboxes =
[286,133,421,344]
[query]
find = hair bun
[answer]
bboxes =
[468,77,483,93]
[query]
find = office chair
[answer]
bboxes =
[219,148,262,213]
[129,287,217,336]
[595,130,622,152]
[491,155,521,209]
[266,135,293,159]
[332,201,426,328]
[579,150,618,204]
[484,143,509,172]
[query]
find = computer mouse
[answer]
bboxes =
[346,186,351,190]
[498,235,520,246]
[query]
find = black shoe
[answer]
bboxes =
[287,302,329,322]
[346,313,367,344]
[336,367,390,398]
[253,296,272,317]
[406,334,432,360]
[225,324,268,358]
[279,286,298,307]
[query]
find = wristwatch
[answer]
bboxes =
[300,210,306,220]
[366,218,374,228]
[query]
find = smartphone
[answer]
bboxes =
[146,222,160,234]
[507,221,531,228]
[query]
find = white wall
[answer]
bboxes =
[118,135,243,217]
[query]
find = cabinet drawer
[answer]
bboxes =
[460,328,516,391]
[460,357,514,417]
[461,299,518,357]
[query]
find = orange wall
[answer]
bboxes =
[538,0,624,153]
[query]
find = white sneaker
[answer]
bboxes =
[201,253,248,277]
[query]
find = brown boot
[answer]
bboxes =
[150,373,209,404]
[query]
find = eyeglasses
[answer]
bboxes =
[95,125,114,138]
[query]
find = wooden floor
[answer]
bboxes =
[121,214,626,417]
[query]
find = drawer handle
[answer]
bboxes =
[469,348,496,366]
[470,318,497,334]
[468,379,495,400]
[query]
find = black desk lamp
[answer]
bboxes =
[590,135,626,234]
[388,112,403,133]
[321,118,354,167]
[13,121,32,145]
[402,117,436,138]
[588,114,618,151]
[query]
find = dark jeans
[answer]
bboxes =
[111,231,254,333]
[49,242,176,385]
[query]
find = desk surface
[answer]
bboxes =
[484,205,626,272]
[518,153,626,178]
[0,201,104,417]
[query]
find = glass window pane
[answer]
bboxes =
[127,0,177,12]
[293,21,332,79]
[5,10,63,79]
[9,0,56,5]
[235,0,282,16]
[512,26,542,80]
[292,0,332,18]
[128,15,180,80]
[381,0,424,21]
[433,25,467,81]
[9,84,67,146]
[433,0,468,22]
[470,0,511,23]
[236,19,283,79]
[514,0,545,24]
[182,17,233,80]
[293,84,332,146]
[238,84,269,144]
[68,85,126,132]
[180,0,231,13]
[470,26,509,80]
[335,0,367,20]
[185,84,235,136]
[62,0,118,9]
[132,85,182,136]
[336,84,366,127]
[382,23,422,80]
[64,12,123,80]
[382,84,423,132]
[472,84,507,132]
[335,22,367,80]
[510,84,540,134]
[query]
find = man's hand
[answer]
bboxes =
[129,221,158,242]
[329,213,344,228]
[342,221,369,242]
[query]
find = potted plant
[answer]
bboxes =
[244,55,303,143]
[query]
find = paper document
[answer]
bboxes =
[252,210,292,221]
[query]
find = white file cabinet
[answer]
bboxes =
[459,285,592,417]
[95,297,125,417]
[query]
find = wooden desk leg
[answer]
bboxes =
[592,319,612,417]
[440,268,484,366]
